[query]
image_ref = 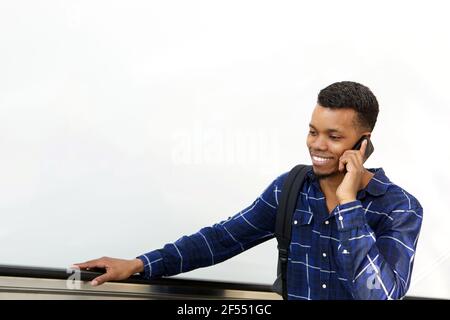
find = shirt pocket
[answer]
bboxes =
[290,210,314,256]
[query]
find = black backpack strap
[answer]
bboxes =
[274,164,311,300]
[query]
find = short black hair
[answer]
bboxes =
[317,81,379,131]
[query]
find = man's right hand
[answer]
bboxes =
[72,257,144,286]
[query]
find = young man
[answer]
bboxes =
[74,81,423,300]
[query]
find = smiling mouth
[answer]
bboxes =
[311,155,333,166]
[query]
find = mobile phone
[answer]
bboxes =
[352,135,374,160]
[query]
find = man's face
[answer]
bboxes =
[306,104,369,179]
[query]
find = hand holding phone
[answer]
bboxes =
[340,136,373,174]
[352,135,374,161]
[336,135,374,204]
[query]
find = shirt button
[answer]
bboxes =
[322,284,327,289]
[338,216,344,221]
[324,220,330,225]
[342,249,349,254]
[322,253,327,258]
[293,220,298,225]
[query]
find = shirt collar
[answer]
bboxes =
[305,167,391,198]
[361,168,391,197]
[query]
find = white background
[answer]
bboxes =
[1,0,449,299]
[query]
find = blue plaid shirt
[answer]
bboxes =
[138,167,423,300]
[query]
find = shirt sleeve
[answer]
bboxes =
[332,193,423,300]
[136,174,285,279]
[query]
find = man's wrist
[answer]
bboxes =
[130,258,144,274]
[338,198,357,205]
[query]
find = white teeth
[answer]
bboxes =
[312,156,331,162]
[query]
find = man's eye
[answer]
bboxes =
[330,136,341,140]
[309,131,316,135]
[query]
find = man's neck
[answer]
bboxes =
[319,169,375,197]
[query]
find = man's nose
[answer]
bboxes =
[311,136,328,150]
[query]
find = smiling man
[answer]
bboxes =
[74,81,423,300]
